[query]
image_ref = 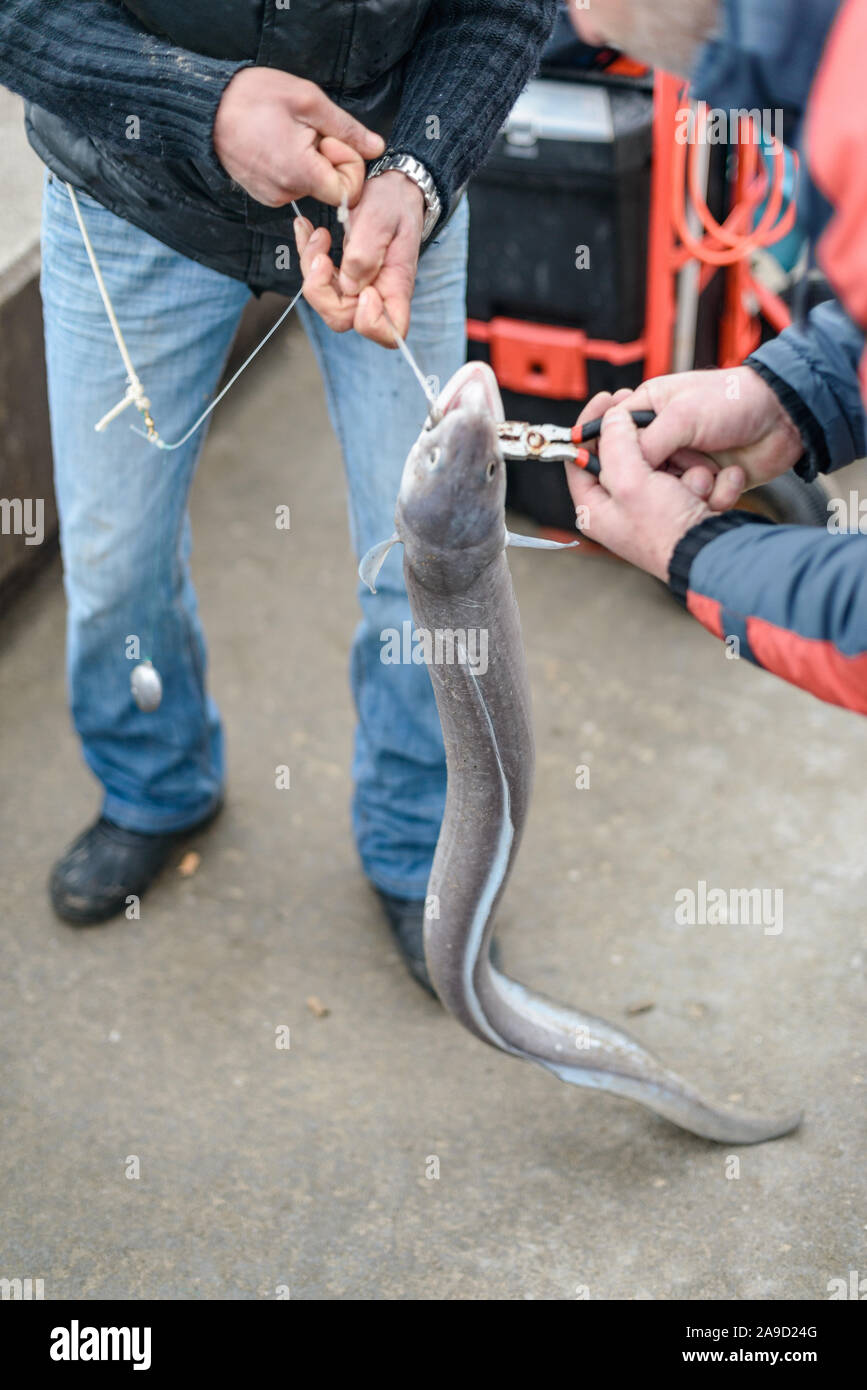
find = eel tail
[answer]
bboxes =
[475,966,803,1145]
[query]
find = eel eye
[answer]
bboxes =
[427,447,441,469]
[486,460,497,480]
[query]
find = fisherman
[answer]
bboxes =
[565,0,867,714]
[0,1,558,989]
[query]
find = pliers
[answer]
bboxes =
[497,410,656,477]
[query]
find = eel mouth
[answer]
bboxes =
[435,361,505,424]
[401,360,504,495]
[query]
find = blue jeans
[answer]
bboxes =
[40,173,468,898]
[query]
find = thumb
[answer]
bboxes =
[708,464,746,511]
[318,136,366,206]
[302,87,385,159]
[680,463,715,499]
[339,217,391,295]
[638,395,703,469]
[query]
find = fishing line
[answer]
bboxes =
[130,288,304,450]
[387,316,442,422]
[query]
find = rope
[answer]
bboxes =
[66,182,158,440]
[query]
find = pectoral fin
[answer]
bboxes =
[506,529,579,551]
[359,532,401,593]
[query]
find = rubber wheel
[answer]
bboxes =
[735,471,829,527]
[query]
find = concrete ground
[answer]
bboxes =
[1,318,865,1301]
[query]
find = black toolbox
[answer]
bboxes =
[466,67,655,527]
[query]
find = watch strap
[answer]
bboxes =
[367,152,442,241]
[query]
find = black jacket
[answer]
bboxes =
[1,0,557,293]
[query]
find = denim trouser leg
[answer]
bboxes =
[298,197,469,898]
[42,169,468,893]
[41,173,250,832]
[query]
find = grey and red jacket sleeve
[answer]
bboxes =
[668,512,867,715]
[747,304,867,483]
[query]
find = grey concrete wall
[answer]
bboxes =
[0,90,54,594]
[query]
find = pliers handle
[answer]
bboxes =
[497,410,656,478]
[572,409,656,444]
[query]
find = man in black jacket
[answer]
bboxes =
[0,1,557,990]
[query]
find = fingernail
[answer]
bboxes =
[359,288,372,311]
[312,255,323,272]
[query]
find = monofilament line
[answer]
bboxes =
[130,289,304,450]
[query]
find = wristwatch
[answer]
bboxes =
[366,152,442,241]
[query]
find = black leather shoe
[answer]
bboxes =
[377,890,436,995]
[50,804,222,925]
[376,890,502,998]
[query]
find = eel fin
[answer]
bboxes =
[359,532,401,594]
[506,529,579,551]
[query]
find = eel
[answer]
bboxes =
[360,361,802,1144]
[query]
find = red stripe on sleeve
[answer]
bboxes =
[686,590,724,638]
[746,616,867,714]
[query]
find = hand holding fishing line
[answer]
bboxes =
[294,169,425,347]
[295,185,441,418]
[213,67,384,208]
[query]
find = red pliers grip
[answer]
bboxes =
[498,410,656,478]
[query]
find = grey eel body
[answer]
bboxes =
[361,362,801,1145]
